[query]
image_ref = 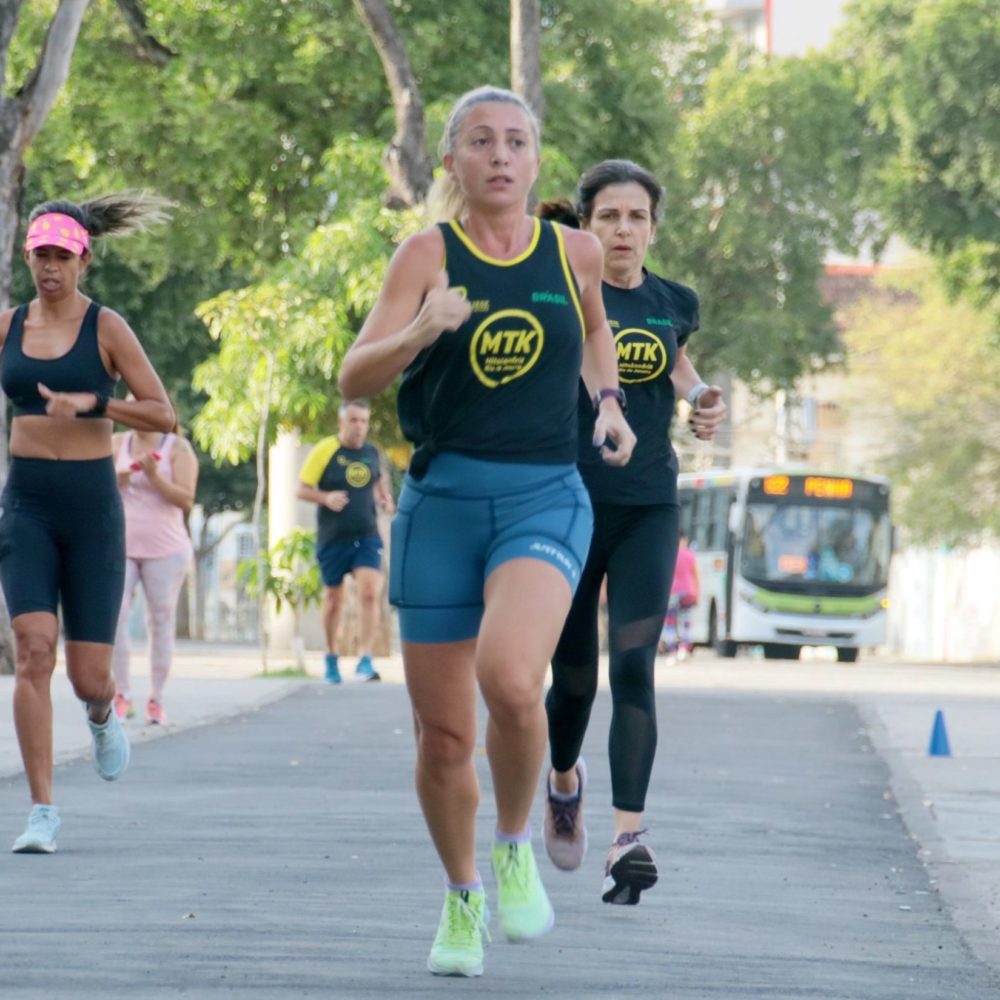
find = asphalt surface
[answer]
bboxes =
[3,680,998,999]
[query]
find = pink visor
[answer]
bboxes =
[24,213,90,256]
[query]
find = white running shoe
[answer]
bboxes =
[12,804,60,854]
[88,707,130,781]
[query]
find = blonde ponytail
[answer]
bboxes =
[425,171,467,223]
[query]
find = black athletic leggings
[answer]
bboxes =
[546,502,679,813]
[0,456,125,644]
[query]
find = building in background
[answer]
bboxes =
[704,0,848,56]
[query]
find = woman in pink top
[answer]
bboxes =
[111,413,198,724]
[660,533,700,659]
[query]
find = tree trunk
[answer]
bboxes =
[352,0,433,208]
[510,0,544,125]
[0,0,93,674]
[112,0,176,64]
[252,353,275,674]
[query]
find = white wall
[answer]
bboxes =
[887,546,1000,663]
[268,431,326,652]
[770,0,846,55]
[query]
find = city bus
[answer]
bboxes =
[678,468,892,662]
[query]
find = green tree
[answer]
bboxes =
[842,264,1000,544]
[663,50,881,385]
[12,2,883,465]
[192,184,422,462]
[238,527,323,670]
[840,0,1000,305]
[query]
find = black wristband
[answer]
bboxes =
[82,392,109,418]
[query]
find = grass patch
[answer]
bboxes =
[250,666,315,679]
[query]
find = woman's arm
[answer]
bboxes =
[671,346,726,441]
[0,308,14,351]
[111,432,132,489]
[338,228,472,400]
[100,310,175,431]
[141,436,198,513]
[563,228,636,467]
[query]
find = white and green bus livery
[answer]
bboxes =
[678,469,892,662]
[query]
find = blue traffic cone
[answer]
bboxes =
[928,709,952,757]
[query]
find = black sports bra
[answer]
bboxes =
[0,301,117,417]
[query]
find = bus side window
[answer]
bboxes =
[680,494,693,542]
[690,492,709,552]
[708,489,730,550]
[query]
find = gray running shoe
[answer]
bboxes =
[543,758,588,871]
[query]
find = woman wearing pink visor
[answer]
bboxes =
[0,192,175,854]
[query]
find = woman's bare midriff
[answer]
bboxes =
[10,415,113,460]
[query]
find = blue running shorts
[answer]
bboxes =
[389,452,593,644]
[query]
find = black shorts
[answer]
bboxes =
[0,456,125,643]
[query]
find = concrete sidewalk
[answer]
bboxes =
[0,661,307,780]
[0,641,394,779]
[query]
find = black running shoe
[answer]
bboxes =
[601,830,658,905]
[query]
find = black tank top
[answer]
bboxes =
[397,219,584,474]
[1,301,117,417]
[577,271,699,506]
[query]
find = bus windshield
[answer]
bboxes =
[741,501,891,592]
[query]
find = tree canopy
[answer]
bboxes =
[7,0,983,515]
[840,0,1000,306]
[841,263,1000,545]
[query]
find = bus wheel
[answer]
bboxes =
[836,647,859,663]
[763,643,801,660]
[710,605,737,658]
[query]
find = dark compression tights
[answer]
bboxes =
[546,502,679,814]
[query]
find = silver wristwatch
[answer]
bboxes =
[686,382,709,409]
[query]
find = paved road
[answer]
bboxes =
[3,680,997,999]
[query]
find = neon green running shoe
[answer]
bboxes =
[427,888,490,977]
[491,840,555,942]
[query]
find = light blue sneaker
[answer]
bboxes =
[355,655,380,682]
[87,706,130,781]
[324,654,342,684]
[491,840,555,942]
[12,804,61,854]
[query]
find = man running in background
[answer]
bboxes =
[297,400,394,683]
